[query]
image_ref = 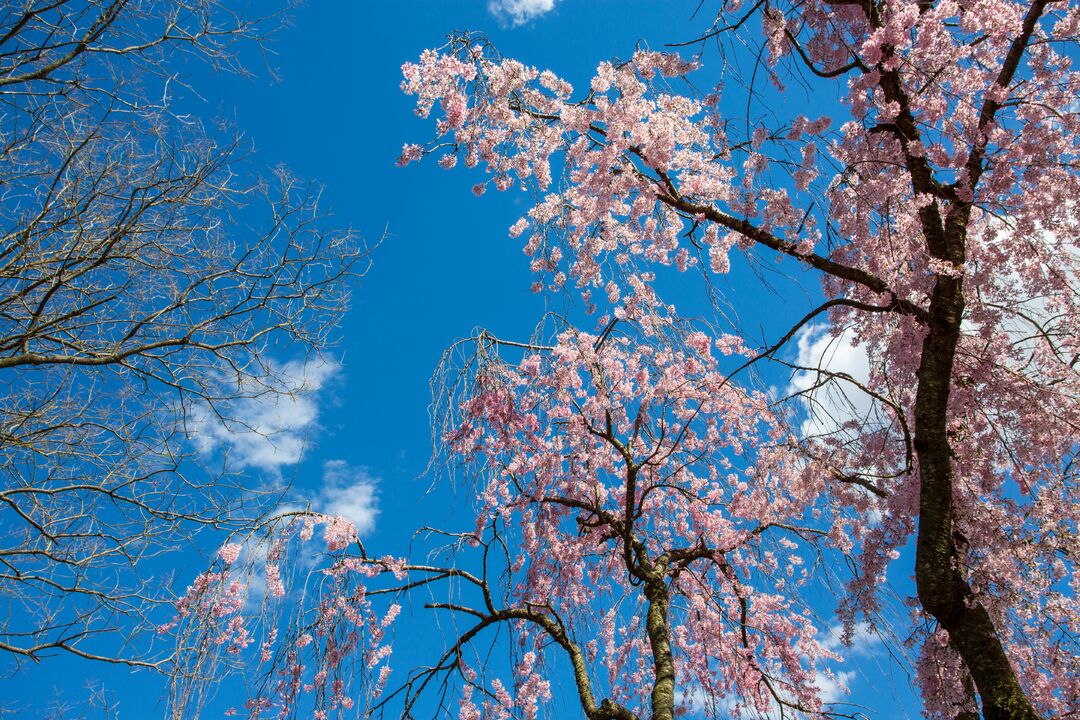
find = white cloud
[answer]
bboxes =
[488,0,558,26]
[230,462,379,607]
[674,671,851,719]
[272,461,381,536]
[674,685,742,718]
[670,626,885,718]
[316,460,380,534]
[787,324,874,440]
[821,621,883,658]
[814,668,856,702]
[673,685,711,716]
[188,357,339,472]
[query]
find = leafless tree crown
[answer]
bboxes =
[0,0,363,669]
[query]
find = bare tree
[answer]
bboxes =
[0,1,362,669]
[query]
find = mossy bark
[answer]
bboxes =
[644,577,675,720]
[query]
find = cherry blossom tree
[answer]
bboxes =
[171,2,1077,719]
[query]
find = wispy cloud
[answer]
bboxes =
[815,668,856,702]
[271,461,381,536]
[787,324,874,440]
[674,666,854,718]
[232,462,380,606]
[315,460,380,534]
[488,0,558,26]
[188,357,339,472]
[672,623,886,718]
[821,621,883,658]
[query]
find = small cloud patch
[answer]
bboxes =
[188,358,339,472]
[317,461,380,535]
[488,0,558,26]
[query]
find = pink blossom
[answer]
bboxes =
[218,544,242,566]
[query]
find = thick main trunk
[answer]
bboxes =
[644,578,675,720]
[912,272,1040,720]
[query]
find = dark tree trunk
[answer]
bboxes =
[912,250,1041,719]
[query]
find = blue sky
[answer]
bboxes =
[6,2,924,718]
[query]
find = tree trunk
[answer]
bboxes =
[644,577,675,720]
[913,270,1041,720]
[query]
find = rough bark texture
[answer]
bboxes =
[912,219,1041,719]
[644,576,675,720]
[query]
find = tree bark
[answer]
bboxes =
[912,261,1041,719]
[644,576,675,720]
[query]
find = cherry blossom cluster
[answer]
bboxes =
[167,515,400,719]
